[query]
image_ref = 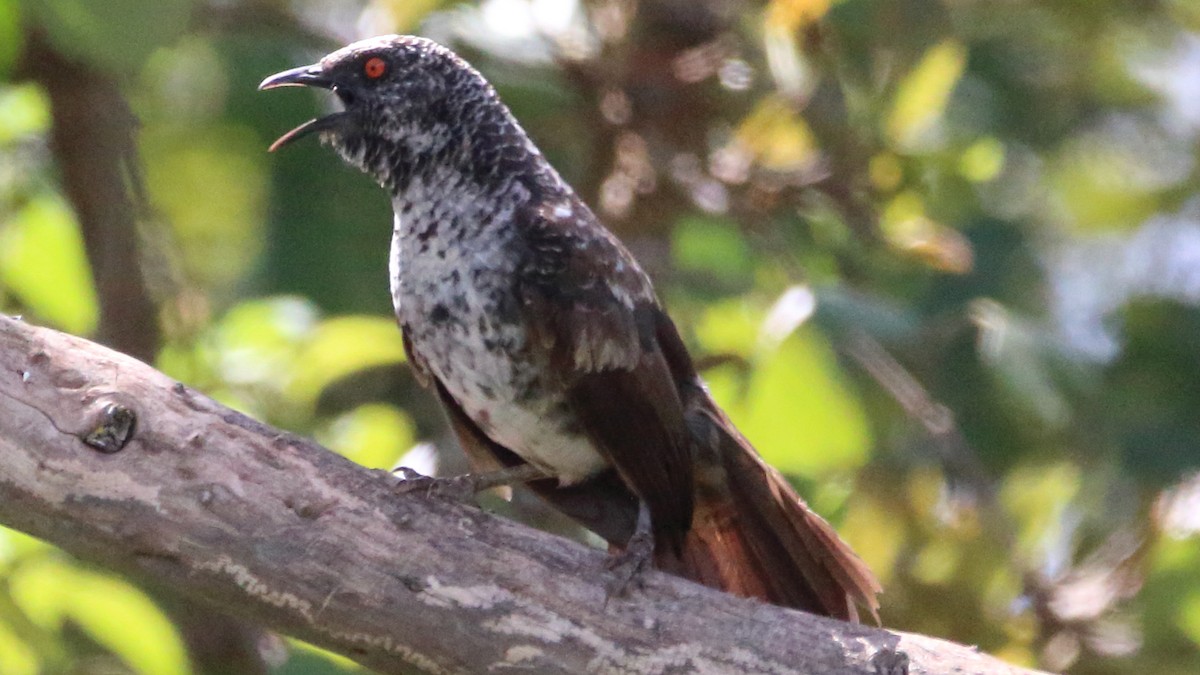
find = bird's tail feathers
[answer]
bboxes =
[659,402,881,623]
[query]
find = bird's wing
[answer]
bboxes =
[514,202,694,551]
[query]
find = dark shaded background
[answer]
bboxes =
[1,0,1198,673]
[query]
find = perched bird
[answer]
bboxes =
[260,35,880,621]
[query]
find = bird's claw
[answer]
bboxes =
[871,648,909,675]
[390,467,479,504]
[604,530,654,602]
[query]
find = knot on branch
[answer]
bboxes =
[81,400,137,453]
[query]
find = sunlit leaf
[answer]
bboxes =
[880,196,975,275]
[739,326,872,476]
[280,639,366,674]
[1151,533,1200,573]
[12,558,189,674]
[695,299,871,477]
[671,216,752,286]
[959,137,1005,183]
[0,527,50,566]
[1000,462,1081,561]
[1179,589,1200,649]
[0,84,49,143]
[0,1,21,79]
[10,560,66,630]
[142,124,268,295]
[983,565,1023,617]
[735,95,818,171]
[695,298,761,356]
[0,621,37,675]
[211,297,317,389]
[887,39,967,149]
[1049,134,1164,232]
[140,37,229,125]
[290,315,408,405]
[67,573,190,675]
[839,497,902,585]
[0,194,99,334]
[912,539,962,586]
[766,0,831,30]
[317,403,415,470]
[868,152,903,191]
[30,0,192,73]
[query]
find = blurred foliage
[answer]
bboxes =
[1,0,1199,673]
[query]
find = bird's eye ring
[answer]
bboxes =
[364,57,387,80]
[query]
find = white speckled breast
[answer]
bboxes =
[389,179,609,485]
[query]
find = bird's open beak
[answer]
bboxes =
[259,64,345,152]
[258,64,331,91]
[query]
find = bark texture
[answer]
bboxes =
[0,316,1043,675]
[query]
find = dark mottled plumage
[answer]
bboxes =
[261,35,880,620]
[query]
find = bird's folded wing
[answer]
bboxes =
[514,202,695,550]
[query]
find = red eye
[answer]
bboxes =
[364,57,387,79]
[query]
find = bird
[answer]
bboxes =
[260,34,880,622]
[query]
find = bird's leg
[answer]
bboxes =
[391,463,548,503]
[605,500,655,600]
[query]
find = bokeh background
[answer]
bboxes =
[1,0,1199,673]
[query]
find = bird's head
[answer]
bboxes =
[260,35,512,191]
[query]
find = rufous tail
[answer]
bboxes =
[658,398,882,623]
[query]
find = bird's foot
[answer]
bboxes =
[604,529,654,602]
[390,463,548,504]
[871,648,909,675]
[390,467,479,504]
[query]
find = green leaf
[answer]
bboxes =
[672,216,753,287]
[317,403,415,470]
[694,298,760,356]
[958,137,1005,183]
[0,194,98,334]
[289,315,408,406]
[11,559,189,675]
[696,299,872,476]
[277,639,366,674]
[0,621,38,675]
[0,0,21,78]
[30,0,192,73]
[999,462,1080,559]
[1180,589,1200,650]
[0,84,50,143]
[0,527,50,566]
[142,124,268,295]
[64,571,190,675]
[210,297,317,389]
[887,39,967,149]
[738,326,872,476]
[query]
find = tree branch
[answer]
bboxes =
[0,316,1042,675]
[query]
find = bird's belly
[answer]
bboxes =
[432,337,609,484]
[398,282,608,485]
[458,390,609,485]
